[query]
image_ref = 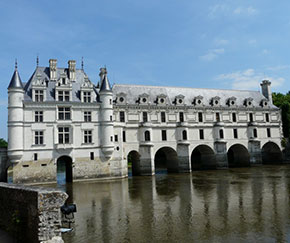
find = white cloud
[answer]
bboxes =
[208,4,229,18]
[233,6,258,16]
[216,69,284,90]
[200,48,225,62]
[214,38,229,46]
[209,4,258,18]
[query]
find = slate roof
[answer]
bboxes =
[112,84,277,108]
[8,69,24,89]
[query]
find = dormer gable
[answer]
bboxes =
[211,96,221,106]
[227,96,237,107]
[156,94,167,105]
[260,98,270,108]
[244,97,253,107]
[116,92,127,104]
[193,95,204,106]
[174,94,185,105]
[138,93,150,105]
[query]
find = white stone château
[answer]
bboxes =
[7,59,283,183]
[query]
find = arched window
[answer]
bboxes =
[182,130,187,140]
[219,129,224,139]
[145,131,151,141]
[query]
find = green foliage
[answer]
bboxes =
[0,138,7,148]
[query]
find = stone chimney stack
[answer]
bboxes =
[49,59,57,81]
[68,60,76,81]
[260,80,272,104]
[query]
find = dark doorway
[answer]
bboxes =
[227,144,250,167]
[57,156,73,184]
[191,145,216,170]
[154,147,179,173]
[127,150,141,176]
[262,142,283,164]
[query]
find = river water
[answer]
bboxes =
[53,165,290,243]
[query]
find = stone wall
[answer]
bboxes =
[0,148,8,182]
[0,183,68,243]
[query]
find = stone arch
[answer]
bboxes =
[127,150,141,176]
[262,142,283,164]
[191,145,216,170]
[57,155,73,184]
[154,147,179,173]
[227,144,250,167]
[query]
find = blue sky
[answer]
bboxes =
[1,0,290,139]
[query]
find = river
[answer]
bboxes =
[52,165,290,243]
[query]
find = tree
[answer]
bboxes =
[0,138,7,148]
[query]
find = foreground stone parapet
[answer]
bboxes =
[0,182,68,243]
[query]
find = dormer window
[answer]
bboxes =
[260,98,269,108]
[58,90,70,101]
[174,95,185,105]
[80,77,94,103]
[62,78,66,85]
[156,94,167,105]
[193,96,203,106]
[35,90,44,102]
[116,92,127,104]
[244,98,253,107]
[227,97,237,107]
[211,96,220,107]
[83,91,91,103]
[138,93,149,105]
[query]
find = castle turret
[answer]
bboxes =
[99,67,114,158]
[260,80,272,104]
[7,62,24,163]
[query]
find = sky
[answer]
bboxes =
[1,0,290,139]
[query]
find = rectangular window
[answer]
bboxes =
[123,131,126,142]
[253,129,258,138]
[35,111,43,122]
[249,113,253,122]
[265,113,269,122]
[219,129,224,139]
[198,112,203,122]
[84,111,92,122]
[58,107,71,120]
[111,136,113,142]
[90,152,94,160]
[115,135,118,142]
[58,127,70,144]
[34,153,38,161]
[233,129,238,139]
[34,131,44,145]
[35,90,44,102]
[143,112,148,122]
[83,91,91,103]
[179,112,184,122]
[232,113,237,122]
[267,128,271,137]
[216,113,220,122]
[161,112,166,122]
[199,129,204,140]
[120,111,125,122]
[161,130,167,141]
[84,130,92,144]
[58,90,70,101]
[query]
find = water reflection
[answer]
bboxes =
[49,165,290,243]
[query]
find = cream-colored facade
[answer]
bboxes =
[7,59,283,183]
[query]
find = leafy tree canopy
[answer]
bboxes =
[0,138,7,148]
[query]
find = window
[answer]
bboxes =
[265,113,269,122]
[198,112,203,122]
[233,129,238,139]
[145,131,151,141]
[253,128,258,138]
[179,112,184,122]
[83,91,91,103]
[115,135,118,142]
[182,130,187,140]
[110,136,113,142]
[143,112,148,122]
[35,111,43,122]
[216,113,220,122]
[219,129,224,139]
[84,130,92,143]
[62,78,66,85]
[58,90,70,101]
[161,112,166,122]
[161,130,167,141]
[267,128,271,137]
[34,131,44,145]
[199,129,204,140]
[58,127,70,144]
[123,131,126,142]
[84,111,92,122]
[232,113,237,122]
[35,90,44,102]
[110,115,112,121]
[249,113,253,122]
[34,153,38,161]
[58,107,71,120]
[90,152,94,160]
[120,111,125,122]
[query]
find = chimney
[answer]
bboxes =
[260,80,272,104]
[49,59,57,80]
[68,60,76,81]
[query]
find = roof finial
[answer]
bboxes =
[15,59,18,70]
[81,57,84,70]
[36,54,39,67]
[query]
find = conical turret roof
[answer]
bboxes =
[8,65,24,89]
[99,67,112,92]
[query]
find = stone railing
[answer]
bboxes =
[0,183,68,243]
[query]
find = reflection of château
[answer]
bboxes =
[7,59,283,183]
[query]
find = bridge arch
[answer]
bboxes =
[227,144,250,167]
[127,150,141,176]
[262,142,283,164]
[154,147,179,173]
[191,145,216,170]
[57,155,73,184]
